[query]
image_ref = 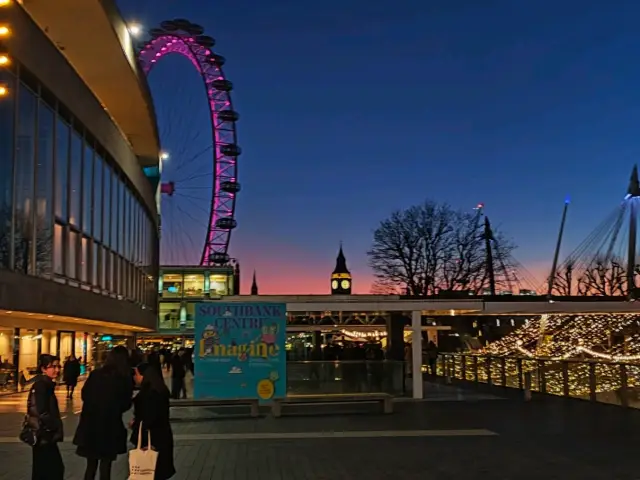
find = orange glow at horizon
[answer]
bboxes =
[239,257,551,295]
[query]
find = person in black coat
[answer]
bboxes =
[73,346,133,479]
[25,354,64,480]
[63,354,81,399]
[131,362,176,480]
[170,350,187,399]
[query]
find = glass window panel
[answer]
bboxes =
[53,223,63,275]
[0,71,14,269]
[13,83,36,275]
[67,229,77,279]
[35,102,54,278]
[183,274,205,297]
[108,250,115,292]
[103,165,111,247]
[54,118,69,221]
[110,175,118,251]
[158,303,181,330]
[210,274,229,295]
[118,181,125,256]
[93,155,103,242]
[80,236,88,283]
[92,241,98,287]
[82,143,93,235]
[68,131,82,226]
[100,246,107,289]
[162,273,183,298]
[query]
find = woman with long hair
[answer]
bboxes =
[73,346,133,479]
[25,354,64,479]
[131,362,176,479]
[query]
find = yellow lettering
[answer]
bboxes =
[206,341,280,359]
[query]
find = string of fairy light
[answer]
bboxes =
[441,313,640,397]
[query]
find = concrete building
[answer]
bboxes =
[0,0,160,388]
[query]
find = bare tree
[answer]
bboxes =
[0,204,52,275]
[578,257,626,296]
[367,200,518,295]
[549,261,574,296]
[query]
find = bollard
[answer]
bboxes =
[523,371,532,401]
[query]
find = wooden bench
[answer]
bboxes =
[170,398,260,418]
[271,393,393,418]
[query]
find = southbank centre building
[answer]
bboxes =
[0,0,161,389]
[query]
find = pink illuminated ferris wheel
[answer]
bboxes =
[137,19,240,266]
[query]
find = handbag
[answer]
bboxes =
[129,421,158,479]
[19,387,37,446]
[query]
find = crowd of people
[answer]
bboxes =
[23,348,177,480]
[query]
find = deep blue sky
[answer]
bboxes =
[119,0,640,293]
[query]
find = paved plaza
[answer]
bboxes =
[0,382,639,479]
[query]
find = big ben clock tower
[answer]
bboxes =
[331,244,352,295]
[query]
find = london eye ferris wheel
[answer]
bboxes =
[136,18,241,266]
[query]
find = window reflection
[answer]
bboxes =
[68,130,82,227]
[82,142,93,235]
[0,71,14,269]
[53,224,63,275]
[14,83,36,275]
[54,119,69,221]
[183,274,204,297]
[162,273,183,298]
[80,236,88,283]
[103,165,111,248]
[93,155,102,242]
[67,230,77,279]
[35,102,54,277]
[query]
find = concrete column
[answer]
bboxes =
[411,310,423,399]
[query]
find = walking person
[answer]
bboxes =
[73,346,133,479]
[63,354,81,399]
[130,362,176,479]
[24,354,64,480]
[170,349,187,399]
[426,340,439,375]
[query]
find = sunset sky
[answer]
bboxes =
[120,0,640,294]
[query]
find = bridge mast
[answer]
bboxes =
[484,217,496,296]
[627,165,640,298]
[546,197,570,297]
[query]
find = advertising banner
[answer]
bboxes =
[194,302,287,400]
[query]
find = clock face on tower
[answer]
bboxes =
[341,280,350,290]
[331,280,338,290]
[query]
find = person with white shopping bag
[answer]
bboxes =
[130,363,176,480]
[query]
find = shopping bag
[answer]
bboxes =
[129,421,158,479]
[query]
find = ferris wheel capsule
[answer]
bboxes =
[218,110,239,122]
[215,217,238,230]
[220,144,241,156]
[220,181,241,193]
[207,54,225,66]
[211,79,233,91]
[196,35,215,48]
[209,252,230,265]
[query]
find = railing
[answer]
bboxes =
[435,353,640,408]
[286,360,406,396]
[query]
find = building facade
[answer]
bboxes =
[0,0,161,389]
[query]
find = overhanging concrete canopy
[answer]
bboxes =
[19,0,160,166]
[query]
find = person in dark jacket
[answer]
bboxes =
[28,354,64,480]
[63,354,81,399]
[73,346,133,479]
[170,350,186,399]
[131,362,176,479]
